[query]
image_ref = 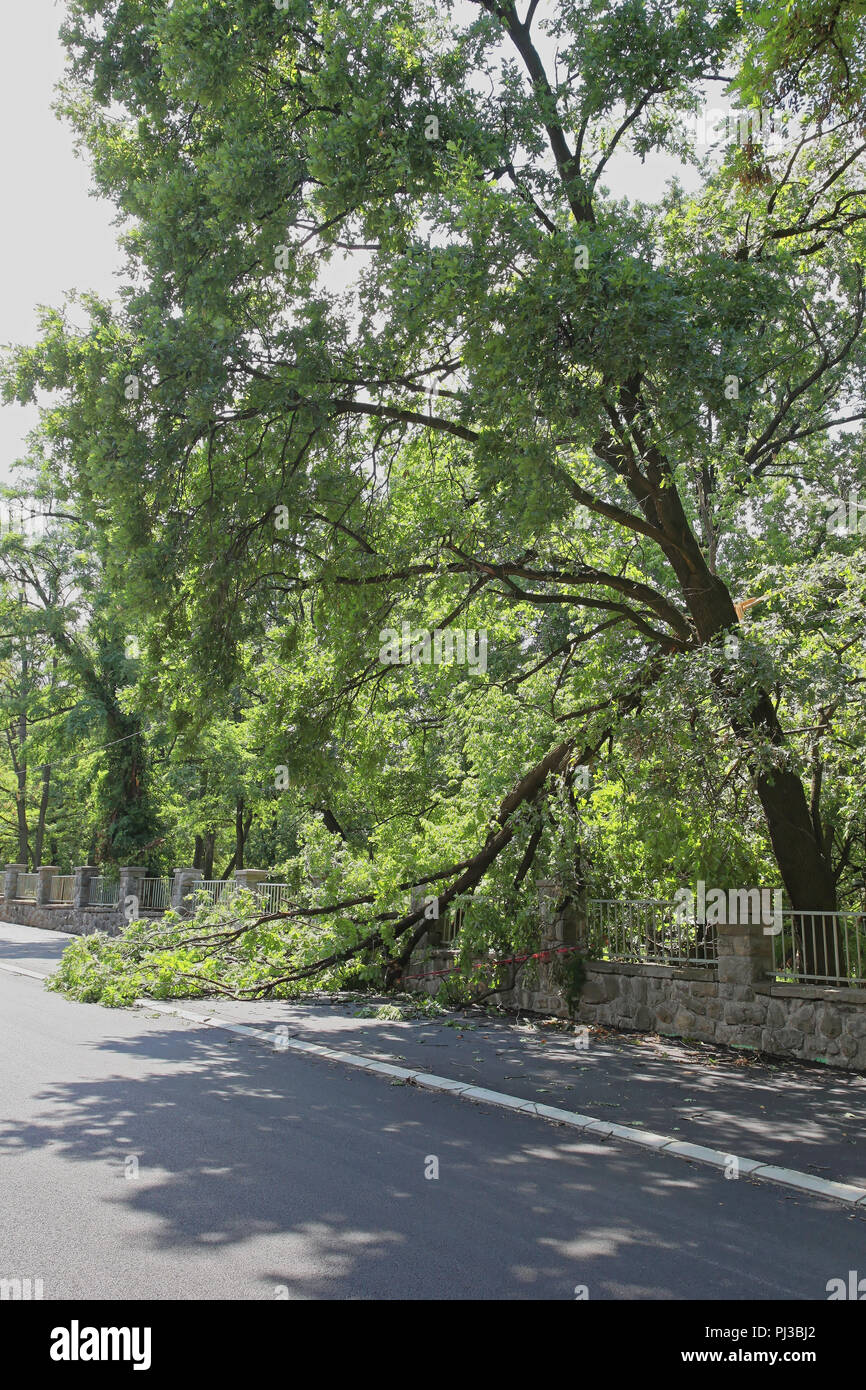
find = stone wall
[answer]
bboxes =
[577,960,866,1071]
[0,863,255,937]
[0,900,155,936]
[0,863,205,936]
[406,904,866,1073]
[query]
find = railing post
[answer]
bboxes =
[118,865,146,916]
[73,866,98,911]
[538,878,583,949]
[716,916,774,989]
[171,867,203,916]
[4,864,25,903]
[36,865,60,907]
[234,869,269,893]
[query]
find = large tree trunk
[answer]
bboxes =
[625,440,838,975]
[41,623,156,864]
[101,702,152,863]
[16,623,29,864]
[220,810,252,880]
[235,797,245,871]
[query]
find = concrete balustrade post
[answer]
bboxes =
[5,864,25,902]
[538,879,583,950]
[716,918,774,989]
[73,866,99,911]
[118,866,147,918]
[36,866,60,907]
[234,869,269,893]
[171,867,203,916]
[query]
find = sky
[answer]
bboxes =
[0,1,712,489]
[0,1,123,485]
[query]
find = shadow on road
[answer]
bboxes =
[1,1014,863,1299]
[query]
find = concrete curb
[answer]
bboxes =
[0,961,53,981]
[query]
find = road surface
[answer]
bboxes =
[1,926,863,1300]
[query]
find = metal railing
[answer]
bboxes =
[139,877,171,911]
[87,877,120,908]
[419,896,717,958]
[438,903,467,944]
[49,874,73,904]
[440,911,459,944]
[196,879,237,906]
[16,872,38,901]
[409,886,466,945]
[253,882,293,915]
[770,910,866,988]
[586,898,717,967]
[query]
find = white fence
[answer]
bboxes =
[585,899,865,988]
[771,910,866,988]
[253,882,292,914]
[139,877,171,911]
[195,879,238,906]
[49,875,74,904]
[193,880,293,914]
[424,896,717,962]
[88,877,120,908]
[16,872,38,900]
[586,898,717,967]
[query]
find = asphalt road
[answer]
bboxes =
[1,930,865,1299]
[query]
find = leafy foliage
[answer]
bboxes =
[2,0,865,1001]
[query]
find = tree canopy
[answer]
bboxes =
[3,0,866,992]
